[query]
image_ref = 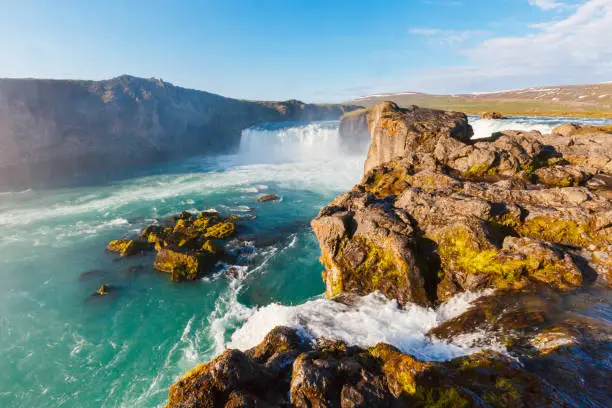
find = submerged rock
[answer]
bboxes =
[93,284,110,296]
[256,193,280,203]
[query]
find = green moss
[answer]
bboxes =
[335,236,408,297]
[414,387,470,408]
[364,168,409,197]
[436,225,582,289]
[106,239,149,257]
[483,378,522,407]
[203,220,236,239]
[369,344,430,397]
[464,162,492,178]
[437,226,525,284]
[517,216,591,246]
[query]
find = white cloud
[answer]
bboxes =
[361,0,612,96]
[528,0,569,10]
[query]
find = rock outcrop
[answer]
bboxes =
[312,102,612,306]
[108,210,239,281]
[363,102,473,172]
[166,326,558,408]
[0,76,361,189]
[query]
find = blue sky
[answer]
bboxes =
[0,0,610,102]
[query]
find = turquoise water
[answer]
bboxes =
[2,117,611,407]
[0,121,365,407]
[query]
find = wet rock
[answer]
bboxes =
[166,326,309,408]
[108,210,242,281]
[106,239,151,257]
[167,326,558,408]
[256,194,280,203]
[481,111,506,119]
[153,246,215,281]
[92,284,110,296]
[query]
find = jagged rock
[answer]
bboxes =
[166,326,308,408]
[167,326,558,408]
[481,111,506,119]
[109,210,239,281]
[435,130,546,178]
[364,102,472,172]
[313,102,612,305]
[153,246,215,281]
[311,192,428,306]
[256,194,280,203]
[106,239,151,257]
[552,122,612,137]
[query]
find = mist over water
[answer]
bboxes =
[1,116,611,407]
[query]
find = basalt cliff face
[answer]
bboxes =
[166,102,612,407]
[0,76,359,189]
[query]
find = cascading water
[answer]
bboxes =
[237,121,347,163]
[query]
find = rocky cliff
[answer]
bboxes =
[0,75,360,189]
[165,102,612,407]
[313,102,611,306]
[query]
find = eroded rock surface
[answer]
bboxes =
[364,102,473,173]
[167,326,558,408]
[312,103,612,305]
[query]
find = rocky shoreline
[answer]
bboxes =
[165,102,611,407]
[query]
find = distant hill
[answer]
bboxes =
[349,83,612,118]
[0,75,359,189]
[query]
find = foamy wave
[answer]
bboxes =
[227,291,497,362]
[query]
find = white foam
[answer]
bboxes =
[238,121,344,163]
[226,291,496,362]
[469,117,555,139]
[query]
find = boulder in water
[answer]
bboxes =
[93,284,110,296]
[257,193,280,203]
[106,239,151,257]
[153,247,215,281]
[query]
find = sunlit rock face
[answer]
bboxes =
[0,75,360,189]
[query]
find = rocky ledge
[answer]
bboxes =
[313,101,611,306]
[166,102,611,407]
[166,326,559,408]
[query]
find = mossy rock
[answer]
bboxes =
[201,239,223,255]
[153,247,214,281]
[203,220,236,240]
[323,236,423,305]
[106,239,151,257]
